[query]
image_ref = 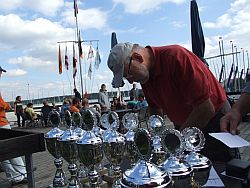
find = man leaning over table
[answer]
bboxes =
[107,42,239,162]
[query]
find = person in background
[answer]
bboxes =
[107,42,235,162]
[98,84,110,113]
[60,97,71,118]
[127,94,138,109]
[133,93,148,112]
[25,103,39,120]
[14,96,25,128]
[129,83,139,100]
[220,74,250,134]
[73,88,82,101]
[70,97,81,113]
[0,66,27,186]
[41,100,53,126]
[111,96,123,111]
[81,97,89,110]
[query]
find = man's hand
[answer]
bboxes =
[220,108,241,135]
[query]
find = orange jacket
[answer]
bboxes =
[0,95,11,126]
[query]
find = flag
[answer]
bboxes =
[74,0,78,17]
[226,64,234,90]
[88,63,92,79]
[73,44,77,78]
[0,66,6,78]
[58,45,62,74]
[78,31,83,58]
[94,46,101,69]
[65,46,69,70]
[87,45,94,59]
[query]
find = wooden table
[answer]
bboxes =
[0,129,46,188]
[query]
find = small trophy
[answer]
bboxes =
[160,129,193,188]
[77,108,103,187]
[45,111,67,187]
[59,110,82,188]
[147,115,166,165]
[103,111,126,187]
[182,127,211,186]
[121,128,172,187]
[122,112,138,167]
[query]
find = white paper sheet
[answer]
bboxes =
[202,166,225,187]
[208,133,250,148]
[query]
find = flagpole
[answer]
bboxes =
[73,0,84,98]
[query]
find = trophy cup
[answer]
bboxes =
[77,108,103,187]
[89,108,104,137]
[147,115,166,165]
[160,129,193,188]
[44,110,67,187]
[71,112,87,179]
[121,128,172,187]
[182,127,211,186]
[122,112,138,167]
[59,110,82,188]
[103,111,126,187]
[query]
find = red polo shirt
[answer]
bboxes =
[142,45,226,125]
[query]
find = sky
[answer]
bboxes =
[0,0,250,102]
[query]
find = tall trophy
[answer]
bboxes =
[103,111,126,187]
[59,110,82,188]
[77,108,103,187]
[122,112,138,167]
[71,112,87,179]
[182,127,211,186]
[121,128,172,187]
[44,110,67,187]
[148,115,166,165]
[160,129,193,188]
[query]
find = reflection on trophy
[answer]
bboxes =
[122,112,138,167]
[160,129,193,188]
[77,108,103,187]
[44,110,67,187]
[59,110,82,188]
[103,111,126,187]
[121,128,172,187]
[148,115,166,165]
[182,127,212,186]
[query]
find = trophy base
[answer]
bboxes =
[81,181,108,188]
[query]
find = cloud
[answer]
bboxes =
[112,0,186,14]
[204,14,232,29]
[0,0,64,16]
[61,7,108,30]
[170,21,186,29]
[4,69,27,77]
[8,56,55,71]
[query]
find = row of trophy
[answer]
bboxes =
[44,109,212,188]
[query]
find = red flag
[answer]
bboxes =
[58,45,62,74]
[74,0,78,17]
[73,44,77,78]
[65,46,69,70]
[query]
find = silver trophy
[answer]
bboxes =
[122,112,138,167]
[160,129,193,188]
[148,115,166,165]
[77,108,103,187]
[71,112,87,179]
[103,111,126,187]
[59,110,82,188]
[182,127,211,186]
[44,111,67,187]
[121,128,172,187]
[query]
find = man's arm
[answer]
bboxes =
[220,92,250,134]
[180,98,215,130]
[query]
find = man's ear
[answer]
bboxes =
[132,52,143,63]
